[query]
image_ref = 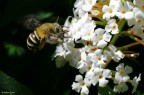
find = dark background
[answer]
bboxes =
[0,0,79,95]
[0,0,144,95]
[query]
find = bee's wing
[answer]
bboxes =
[23,15,41,30]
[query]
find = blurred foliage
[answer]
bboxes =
[36,12,53,21]
[4,43,25,57]
[0,71,34,95]
[98,85,117,95]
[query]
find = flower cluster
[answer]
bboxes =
[53,0,142,94]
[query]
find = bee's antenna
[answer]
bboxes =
[55,16,59,22]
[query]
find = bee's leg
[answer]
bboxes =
[46,38,57,44]
[57,38,63,43]
[50,36,63,43]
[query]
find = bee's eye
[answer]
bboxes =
[54,24,58,27]
[54,24,59,32]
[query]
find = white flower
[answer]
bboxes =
[109,0,121,6]
[54,39,80,67]
[76,51,95,75]
[72,75,91,95]
[53,39,75,59]
[82,45,98,54]
[113,63,134,93]
[81,0,97,11]
[127,8,144,38]
[79,61,96,79]
[133,0,144,11]
[81,20,96,41]
[132,24,144,38]
[114,63,133,83]
[113,81,128,93]
[74,7,86,17]
[76,51,88,70]
[133,8,144,26]
[74,0,83,8]
[70,13,95,41]
[91,49,107,67]
[95,28,112,48]
[85,67,95,80]
[131,74,141,93]
[63,16,73,31]
[102,5,117,20]
[54,45,66,57]
[115,1,134,20]
[74,0,97,17]
[54,0,142,94]
[127,17,136,26]
[91,68,112,87]
[107,45,125,62]
[128,7,144,26]
[66,48,81,67]
[74,0,85,17]
[113,63,132,93]
[105,19,119,34]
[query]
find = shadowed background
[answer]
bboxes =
[0,0,79,95]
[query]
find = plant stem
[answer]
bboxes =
[118,41,141,50]
[109,19,126,45]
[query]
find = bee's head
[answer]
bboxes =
[53,23,62,32]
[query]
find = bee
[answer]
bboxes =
[24,16,65,51]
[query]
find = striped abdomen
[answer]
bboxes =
[27,31,45,51]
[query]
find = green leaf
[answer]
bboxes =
[98,85,117,95]
[4,43,25,56]
[55,56,66,68]
[36,12,53,21]
[0,71,34,95]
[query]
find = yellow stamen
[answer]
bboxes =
[99,75,103,79]
[120,70,124,75]
[81,82,85,86]
[88,66,91,70]
[112,25,116,29]
[99,36,103,40]
[141,5,144,10]
[137,19,142,24]
[109,9,113,13]
[88,32,91,36]
[121,10,125,14]
[91,48,97,52]
[98,57,101,61]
